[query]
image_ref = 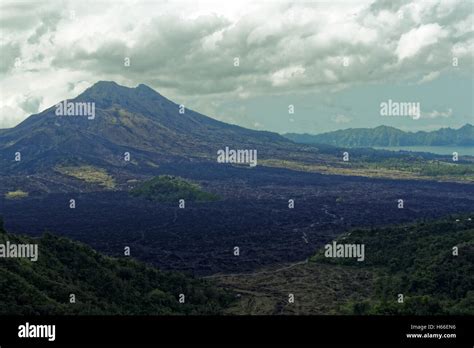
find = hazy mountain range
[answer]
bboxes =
[285,124,474,147]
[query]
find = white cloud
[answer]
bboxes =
[271,66,306,87]
[396,23,447,61]
[418,71,440,84]
[333,114,352,124]
[422,108,453,119]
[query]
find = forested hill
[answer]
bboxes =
[0,218,234,315]
[285,124,474,147]
[312,215,474,315]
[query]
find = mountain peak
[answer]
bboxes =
[89,81,157,93]
[80,80,130,97]
[374,125,399,131]
[93,80,121,87]
[136,83,155,91]
[86,80,127,93]
[74,81,172,112]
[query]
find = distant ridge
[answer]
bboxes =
[284,124,474,147]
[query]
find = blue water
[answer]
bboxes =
[374,146,474,156]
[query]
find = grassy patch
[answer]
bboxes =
[260,158,474,183]
[55,165,116,189]
[362,159,474,181]
[5,190,29,199]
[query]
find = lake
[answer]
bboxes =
[374,146,474,156]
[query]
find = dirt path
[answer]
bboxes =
[203,259,309,279]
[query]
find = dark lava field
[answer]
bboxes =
[1,163,473,276]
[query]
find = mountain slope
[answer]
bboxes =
[285,124,474,147]
[0,81,296,175]
[0,218,233,315]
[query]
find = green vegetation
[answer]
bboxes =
[0,218,234,315]
[216,216,474,315]
[55,165,116,189]
[214,262,374,315]
[261,157,474,183]
[311,216,474,315]
[5,190,29,199]
[130,175,219,202]
[360,158,474,181]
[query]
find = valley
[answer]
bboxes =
[1,162,472,276]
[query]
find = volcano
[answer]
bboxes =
[0,81,311,192]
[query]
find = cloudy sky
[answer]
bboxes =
[0,0,472,133]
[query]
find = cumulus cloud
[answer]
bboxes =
[422,108,453,119]
[418,71,440,84]
[396,23,447,60]
[333,114,352,124]
[271,66,306,87]
[19,95,43,114]
[0,42,20,73]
